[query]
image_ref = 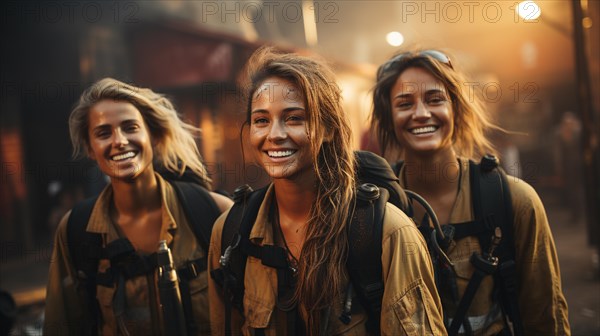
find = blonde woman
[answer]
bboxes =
[207,47,445,335]
[371,50,570,335]
[44,78,232,335]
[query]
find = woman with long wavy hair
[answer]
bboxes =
[208,47,444,335]
[44,78,232,335]
[371,49,570,335]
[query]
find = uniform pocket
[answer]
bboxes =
[243,293,273,329]
[392,279,436,336]
[188,270,211,334]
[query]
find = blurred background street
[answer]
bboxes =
[1,1,599,335]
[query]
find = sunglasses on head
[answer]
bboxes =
[376,50,453,81]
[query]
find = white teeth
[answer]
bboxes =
[268,150,295,158]
[411,126,437,135]
[111,151,136,161]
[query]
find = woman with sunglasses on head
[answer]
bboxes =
[207,47,445,335]
[43,78,233,335]
[371,50,570,335]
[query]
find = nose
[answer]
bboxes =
[113,128,129,148]
[267,120,288,142]
[412,99,431,120]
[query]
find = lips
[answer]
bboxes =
[110,151,137,161]
[409,126,438,135]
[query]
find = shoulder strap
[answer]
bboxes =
[346,184,389,335]
[67,197,101,273]
[209,185,268,336]
[66,196,101,336]
[469,157,514,260]
[464,156,523,335]
[169,180,221,254]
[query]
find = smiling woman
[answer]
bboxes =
[43,78,233,335]
[86,99,155,182]
[249,77,312,181]
[371,49,570,336]
[207,47,445,336]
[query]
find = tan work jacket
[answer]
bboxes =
[208,184,446,335]
[398,157,570,336]
[44,174,211,335]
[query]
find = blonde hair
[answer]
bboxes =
[241,46,356,334]
[69,77,211,188]
[372,50,499,160]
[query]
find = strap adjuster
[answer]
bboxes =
[185,261,199,278]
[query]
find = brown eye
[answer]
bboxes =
[252,117,268,124]
[95,130,110,138]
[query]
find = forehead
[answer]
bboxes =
[392,67,446,93]
[252,77,304,106]
[88,99,143,124]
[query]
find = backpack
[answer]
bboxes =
[392,155,523,336]
[66,173,222,336]
[210,150,418,335]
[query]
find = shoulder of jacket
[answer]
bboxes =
[213,208,232,236]
[505,175,543,208]
[381,202,421,242]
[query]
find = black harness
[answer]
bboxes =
[211,183,390,336]
[66,180,221,336]
[394,155,524,336]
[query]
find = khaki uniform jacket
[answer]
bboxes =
[44,174,211,335]
[398,158,570,336]
[207,184,446,336]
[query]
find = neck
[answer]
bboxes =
[272,176,315,231]
[403,148,459,197]
[110,171,161,216]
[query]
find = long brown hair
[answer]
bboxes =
[372,50,499,160]
[69,78,211,189]
[241,46,356,333]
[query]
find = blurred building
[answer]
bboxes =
[0,1,377,249]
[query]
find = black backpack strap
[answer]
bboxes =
[345,183,389,335]
[483,163,523,336]
[210,184,269,336]
[449,156,522,336]
[66,196,101,336]
[170,180,221,253]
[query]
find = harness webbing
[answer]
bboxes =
[67,181,220,336]
[212,183,389,336]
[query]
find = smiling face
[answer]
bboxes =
[390,67,454,157]
[87,99,155,182]
[249,77,313,181]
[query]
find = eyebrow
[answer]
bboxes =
[250,107,306,114]
[393,88,447,100]
[91,119,140,132]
